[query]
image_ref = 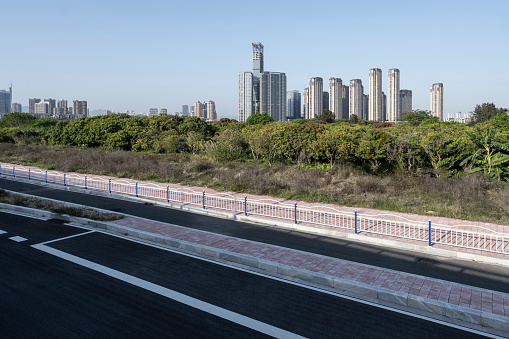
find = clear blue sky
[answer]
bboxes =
[3,0,508,118]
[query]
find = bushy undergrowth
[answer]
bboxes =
[1,144,508,225]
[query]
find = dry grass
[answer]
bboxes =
[1,143,508,225]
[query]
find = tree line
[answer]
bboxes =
[1,103,508,180]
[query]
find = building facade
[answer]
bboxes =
[303,88,309,119]
[368,68,382,121]
[73,100,88,117]
[206,100,216,120]
[252,43,264,114]
[400,90,412,114]
[29,98,40,114]
[342,85,349,119]
[329,78,343,119]
[238,71,253,122]
[12,102,22,113]
[430,83,444,121]
[309,77,323,119]
[286,90,301,120]
[181,105,189,116]
[387,68,400,122]
[260,72,286,121]
[194,101,206,119]
[349,79,364,119]
[0,86,12,113]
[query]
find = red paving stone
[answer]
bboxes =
[107,215,509,317]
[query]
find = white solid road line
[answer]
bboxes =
[0,209,50,221]
[9,236,27,242]
[31,243,306,339]
[36,230,96,245]
[0,229,6,235]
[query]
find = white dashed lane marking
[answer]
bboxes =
[0,230,6,235]
[9,236,28,242]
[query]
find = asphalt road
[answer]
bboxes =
[0,213,488,338]
[1,177,509,295]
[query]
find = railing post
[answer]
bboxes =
[28,168,30,180]
[0,164,2,175]
[428,220,432,246]
[294,203,297,224]
[85,175,87,189]
[45,171,47,183]
[64,173,66,186]
[355,210,358,234]
[166,186,169,203]
[13,166,15,177]
[244,196,247,216]
[202,191,205,209]
[108,178,111,193]
[135,182,138,198]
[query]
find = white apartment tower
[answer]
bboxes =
[260,72,287,121]
[238,71,253,122]
[329,78,343,119]
[303,88,309,119]
[430,83,444,121]
[309,77,323,119]
[387,68,400,122]
[369,68,383,121]
[400,90,412,114]
[349,79,364,118]
[206,100,217,120]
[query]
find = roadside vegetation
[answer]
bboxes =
[0,188,122,221]
[0,103,508,225]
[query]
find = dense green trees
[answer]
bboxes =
[472,103,508,124]
[1,108,509,180]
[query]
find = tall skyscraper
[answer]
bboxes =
[322,92,329,110]
[369,68,382,121]
[12,102,22,113]
[387,68,400,122]
[238,71,253,122]
[181,105,189,116]
[73,100,87,116]
[0,85,12,113]
[54,99,68,115]
[400,90,412,114]
[206,100,216,120]
[260,72,287,121]
[303,88,309,119]
[362,94,369,120]
[45,98,56,117]
[190,106,195,116]
[34,101,49,115]
[252,43,264,114]
[342,85,349,119]
[382,92,387,121]
[29,98,41,114]
[349,79,364,119]
[430,83,443,121]
[329,78,343,119]
[194,101,206,119]
[309,77,323,119]
[286,90,301,120]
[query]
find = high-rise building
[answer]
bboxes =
[342,85,349,119]
[34,101,49,115]
[0,85,12,113]
[206,100,216,120]
[430,83,444,121]
[309,77,323,119]
[369,68,383,121]
[252,43,264,114]
[303,88,309,119]
[238,71,253,122]
[362,95,369,120]
[29,98,41,114]
[149,108,158,116]
[73,100,87,116]
[45,98,56,117]
[349,79,364,119]
[194,101,206,119]
[160,108,167,114]
[323,92,329,111]
[181,105,189,116]
[12,102,22,113]
[260,72,287,121]
[286,90,301,120]
[400,90,412,114]
[382,92,387,121]
[190,106,195,116]
[329,78,343,119]
[387,68,400,122]
[54,99,68,115]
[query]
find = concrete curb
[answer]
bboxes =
[2,174,509,267]
[1,202,509,333]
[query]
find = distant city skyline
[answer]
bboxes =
[2,1,508,118]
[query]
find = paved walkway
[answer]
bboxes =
[106,216,509,332]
